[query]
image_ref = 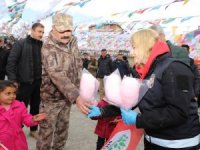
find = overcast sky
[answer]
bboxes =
[19,0,200,23]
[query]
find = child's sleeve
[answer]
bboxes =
[100,105,121,117]
[20,102,38,127]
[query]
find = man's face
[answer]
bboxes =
[117,54,123,60]
[101,51,107,57]
[0,39,4,47]
[83,54,88,59]
[31,26,44,41]
[52,26,72,44]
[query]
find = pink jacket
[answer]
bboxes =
[0,100,38,150]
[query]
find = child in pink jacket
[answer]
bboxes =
[0,80,46,150]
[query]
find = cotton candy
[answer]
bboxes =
[104,71,122,106]
[80,70,99,101]
[120,77,140,109]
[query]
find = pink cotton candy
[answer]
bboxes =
[80,72,99,101]
[120,77,140,109]
[104,73,122,106]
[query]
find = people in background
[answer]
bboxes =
[149,25,190,65]
[181,44,190,52]
[182,44,200,107]
[151,25,200,104]
[96,49,113,99]
[122,55,130,68]
[82,52,90,69]
[88,55,98,76]
[112,53,130,78]
[0,37,9,80]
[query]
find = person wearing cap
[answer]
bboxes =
[6,23,44,138]
[0,37,9,80]
[36,13,92,150]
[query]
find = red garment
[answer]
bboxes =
[0,100,38,150]
[93,99,121,138]
[136,40,170,79]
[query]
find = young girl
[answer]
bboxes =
[91,99,121,150]
[0,80,46,150]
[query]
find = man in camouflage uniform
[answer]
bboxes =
[36,13,92,150]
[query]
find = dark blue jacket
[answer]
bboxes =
[96,55,112,78]
[112,59,129,78]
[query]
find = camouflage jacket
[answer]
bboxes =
[41,33,82,103]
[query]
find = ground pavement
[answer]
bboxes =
[25,105,144,150]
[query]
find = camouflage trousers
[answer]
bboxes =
[36,100,71,150]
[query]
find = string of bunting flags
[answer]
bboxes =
[0,0,199,50]
[0,0,192,31]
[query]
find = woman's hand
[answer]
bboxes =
[121,108,138,125]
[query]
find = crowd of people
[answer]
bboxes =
[0,12,200,150]
[82,49,131,99]
[0,36,14,80]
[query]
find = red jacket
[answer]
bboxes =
[93,99,121,138]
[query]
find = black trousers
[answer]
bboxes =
[144,138,200,150]
[17,79,41,131]
[96,136,107,150]
[0,73,5,80]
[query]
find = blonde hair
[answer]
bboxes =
[130,29,159,65]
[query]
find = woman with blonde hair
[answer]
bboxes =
[87,29,200,150]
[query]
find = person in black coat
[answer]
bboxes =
[87,29,200,150]
[96,49,113,98]
[112,53,130,78]
[0,38,9,80]
[181,44,200,107]
[82,53,90,69]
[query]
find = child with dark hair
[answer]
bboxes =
[0,80,46,150]
[91,99,121,150]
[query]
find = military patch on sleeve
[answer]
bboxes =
[176,75,189,92]
[47,54,57,67]
[44,51,63,71]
